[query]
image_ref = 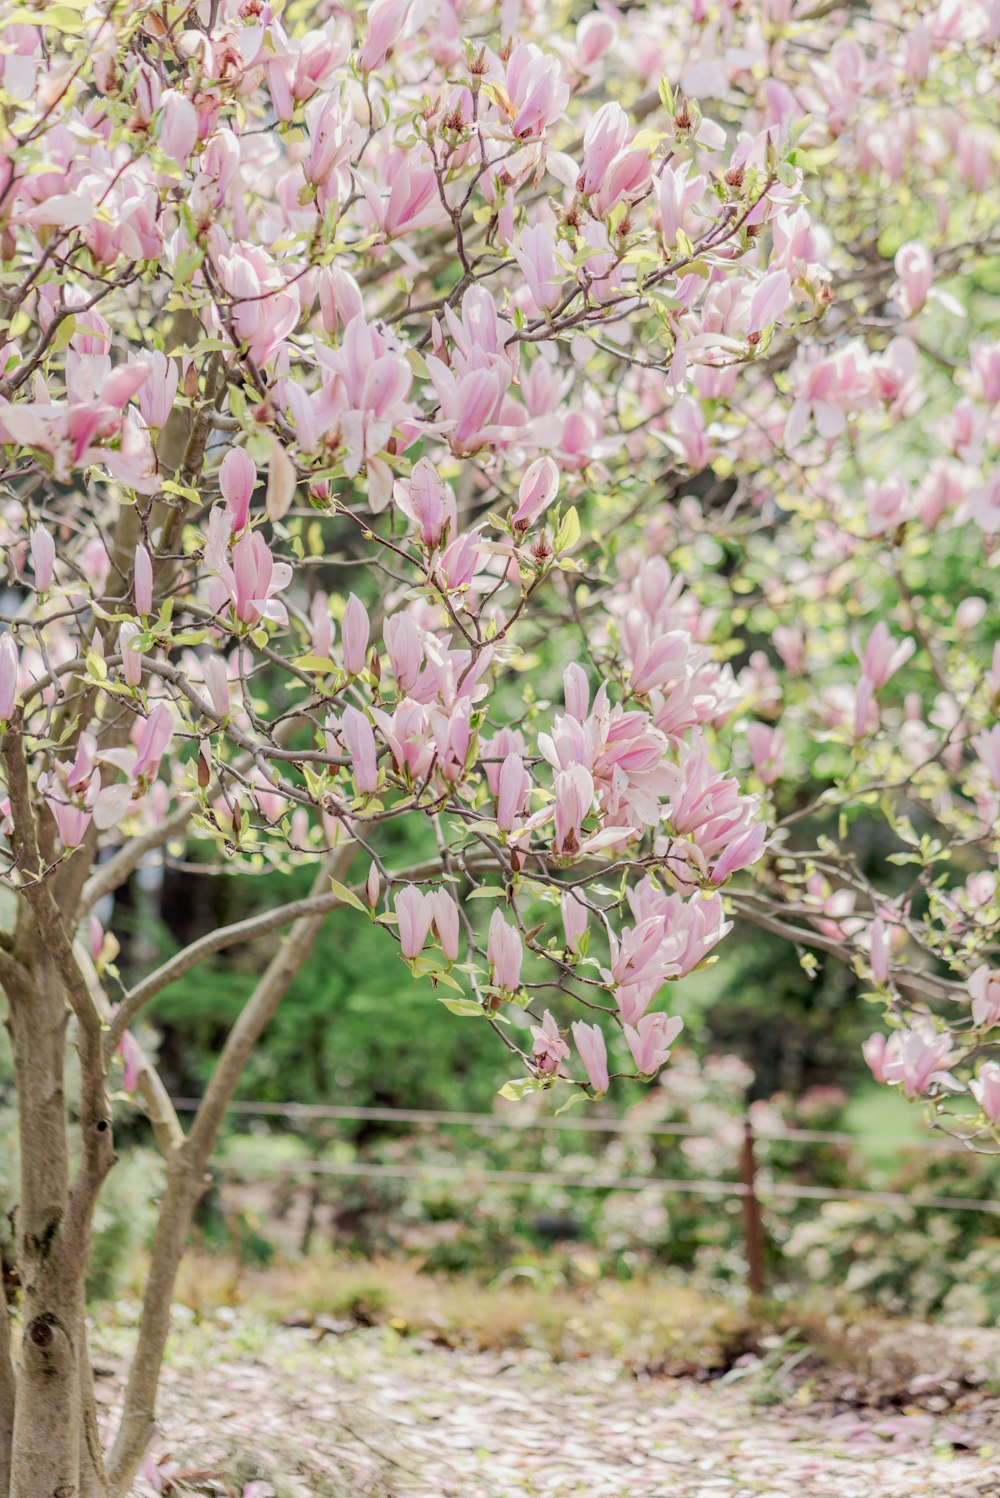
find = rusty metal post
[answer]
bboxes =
[740,1114,766,1298]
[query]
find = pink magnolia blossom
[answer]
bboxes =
[745,722,785,785]
[118,622,143,687]
[487,908,522,992]
[135,350,179,430]
[531,1011,569,1076]
[0,632,19,720]
[395,886,433,959]
[514,224,564,314]
[207,525,291,628]
[430,890,460,962]
[868,916,891,984]
[624,1012,684,1076]
[747,269,791,336]
[496,751,530,833]
[970,1062,1000,1124]
[342,594,370,677]
[394,458,453,548]
[340,706,379,795]
[571,1020,609,1095]
[511,456,559,531]
[970,966,1000,1028]
[856,621,915,690]
[134,545,153,616]
[358,0,411,72]
[561,891,589,953]
[220,448,257,533]
[30,525,55,594]
[882,1025,956,1098]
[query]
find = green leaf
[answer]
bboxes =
[438,996,486,1017]
[554,1089,589,1117]
[553,506,581,554]
[291,654,338,672]
[329,878,367,913]
[498,1076,546,1101]
[161,480,201,504]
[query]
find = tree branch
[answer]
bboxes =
[103,850,482,1053]
[105,844,355,1496]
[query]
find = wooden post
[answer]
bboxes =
[740,1115,766,1298]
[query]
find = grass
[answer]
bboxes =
[841,1083,926,1165]
[166,1249,762,1370]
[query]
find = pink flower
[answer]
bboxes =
[394,457,453,548]
[866,475,912,535]
[430,890,460,961]
[657,161,705,245]
[745,722,785,785]
[856,621,915,690]
[487,908,522,992]
[342,593,370,676]
[203,655,231,720]
[531,1011,569,1076]
[624,1012,683,1076]
[135,350,178,430]
[576,12,615,68]
[358,0,411,72]
[882,1025,955,1098]
[970,1062,1000,1123]
[209,528,292,628]
[511,456,559,531]
[220,448,257,533]
[118,622,143,687]
[709,822,767,884]
[970,966,1000,1028]
[496,750,530,833]
[395,885,433,958]
[506,43,569,138]
[892,241,934,317]
[158,90,199,166]
[561,891,588,953]
[514,224,564,314]
[862,1031,900,1084]
[134,544,153,616]
[571,1020,609,1095]
[340,706,379,795]
[553,764,594,855]
[868,916,891,984]
[973,725,1000,791]
[133,704,173,781]
[384,613,423,695]
[563,663,590,720]
[426,360,506,453]
[579,103,630,196]
[0,631,19,720]
[747,269,791,336]
[29,524,55,594]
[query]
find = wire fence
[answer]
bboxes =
[171,1091,1000,1287]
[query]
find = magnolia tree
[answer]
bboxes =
[0,0,997,1490]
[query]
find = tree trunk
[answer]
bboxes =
[0,1279,14,1498]
[4,953,108,1498]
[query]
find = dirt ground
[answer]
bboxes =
[93,1313,1000,1498]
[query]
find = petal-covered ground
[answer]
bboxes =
[99,1316,1000,1498]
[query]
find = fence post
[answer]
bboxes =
[740,1114,766,1298]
